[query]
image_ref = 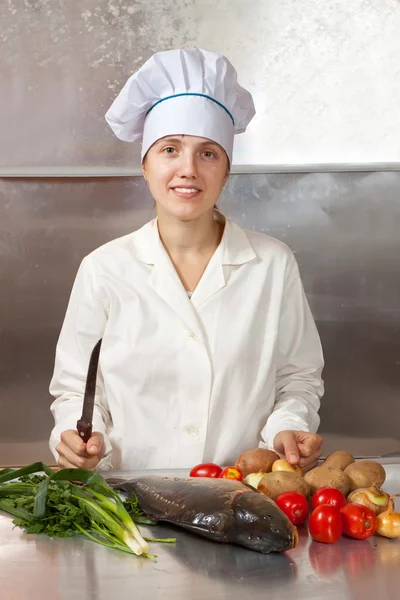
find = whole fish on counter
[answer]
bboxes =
[109,475,298,554]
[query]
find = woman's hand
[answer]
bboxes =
[56,430,105,470]
[273,430,323,471]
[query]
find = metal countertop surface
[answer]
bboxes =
[1,458,400,600]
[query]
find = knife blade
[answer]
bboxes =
[76,338,102,443]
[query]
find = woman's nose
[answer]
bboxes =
[176,153,199,178]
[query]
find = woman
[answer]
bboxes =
[49,48,324,472]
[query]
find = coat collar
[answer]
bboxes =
[128,212,257,268]
[127,213,256,330]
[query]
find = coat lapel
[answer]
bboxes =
[128,220,202,333]
[128,216,257,330]
[148,245,203,335]
[192,218,256,308]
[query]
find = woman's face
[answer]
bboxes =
[142,135,229,221]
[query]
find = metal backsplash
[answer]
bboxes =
[2,0,400,173]
[1,171,399,465]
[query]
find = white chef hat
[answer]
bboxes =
[105,48,255,163]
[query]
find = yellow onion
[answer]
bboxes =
[244,471,264,490]
[347,485,390,515]
[271,459,303,476]
[376,495,400,539]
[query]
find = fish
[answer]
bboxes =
[109,475,298,554]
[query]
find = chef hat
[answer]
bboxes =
[105,48,255,163]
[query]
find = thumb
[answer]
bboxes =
[86,432,104,456]
[279,431,300,465]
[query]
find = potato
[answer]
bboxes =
[235,448,280,478]
[258,471,310,500]
[304,466,351,496]
[323,451,355,471]
[344,460,386,491]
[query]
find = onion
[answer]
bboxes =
[347,485,390,515]
[376,495,400,539]
[271,459,303,476]
[244,471,264,490]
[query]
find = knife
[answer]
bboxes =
[76,338,103,444]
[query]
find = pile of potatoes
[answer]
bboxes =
[237,449,387,501]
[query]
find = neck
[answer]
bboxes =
[157,208,223,256]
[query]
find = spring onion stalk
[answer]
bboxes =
[0,483,36,497]
[86,487,149,552]
[70,486,148,555]
[0,498,34,522]
[0,462,54,484]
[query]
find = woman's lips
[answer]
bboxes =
[171,187,202,199]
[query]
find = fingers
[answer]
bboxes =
[275,431,300,464]
[60,430,87,457]
[56,441,100,469]
[86,433,105,457]
[298,448,323,470]
[298,433,323,457]
[56,429,104,470]
[273,430,323,469]
[58,455,97,471]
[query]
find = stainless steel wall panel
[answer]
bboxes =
[2,0,400,173]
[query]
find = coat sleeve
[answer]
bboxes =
[49,255,113,469]
[260,252,324,450]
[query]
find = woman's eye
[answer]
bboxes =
[163,147,176,154]
[203,151,216,159]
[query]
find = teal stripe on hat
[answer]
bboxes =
[146,93,235,125]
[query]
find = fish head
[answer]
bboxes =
[233,492,298,553]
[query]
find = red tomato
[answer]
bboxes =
[340,503,377,540]
[189,463,222,478]
[309,505,343,544]
[312,487,347,510]
[219,466,243,481]
[275,491,309,526]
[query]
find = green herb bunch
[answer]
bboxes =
[0,462,175,558]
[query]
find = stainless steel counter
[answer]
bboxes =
[1,459,400,600]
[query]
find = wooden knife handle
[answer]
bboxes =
[76,419,93,444]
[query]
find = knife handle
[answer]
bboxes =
[76,419,93,444]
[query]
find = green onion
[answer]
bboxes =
[0,462,53,484]
[0,498,34,523]
[86,487,149,551]
[0,483,36,497]
[69,485,149,555]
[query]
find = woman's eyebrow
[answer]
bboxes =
[158,136,183,145]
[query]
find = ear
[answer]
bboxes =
[142,165,147,181]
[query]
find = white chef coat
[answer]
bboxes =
[49,213,324,471]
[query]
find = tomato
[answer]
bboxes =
[275,491,309,526]
[189,463,222,478]
[312,487,347,510]
[308,505,343,544]
[340,503,377,540]
[219,466,243,481]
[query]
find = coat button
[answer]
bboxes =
[185,426,199,437]
[189,332,199,340]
